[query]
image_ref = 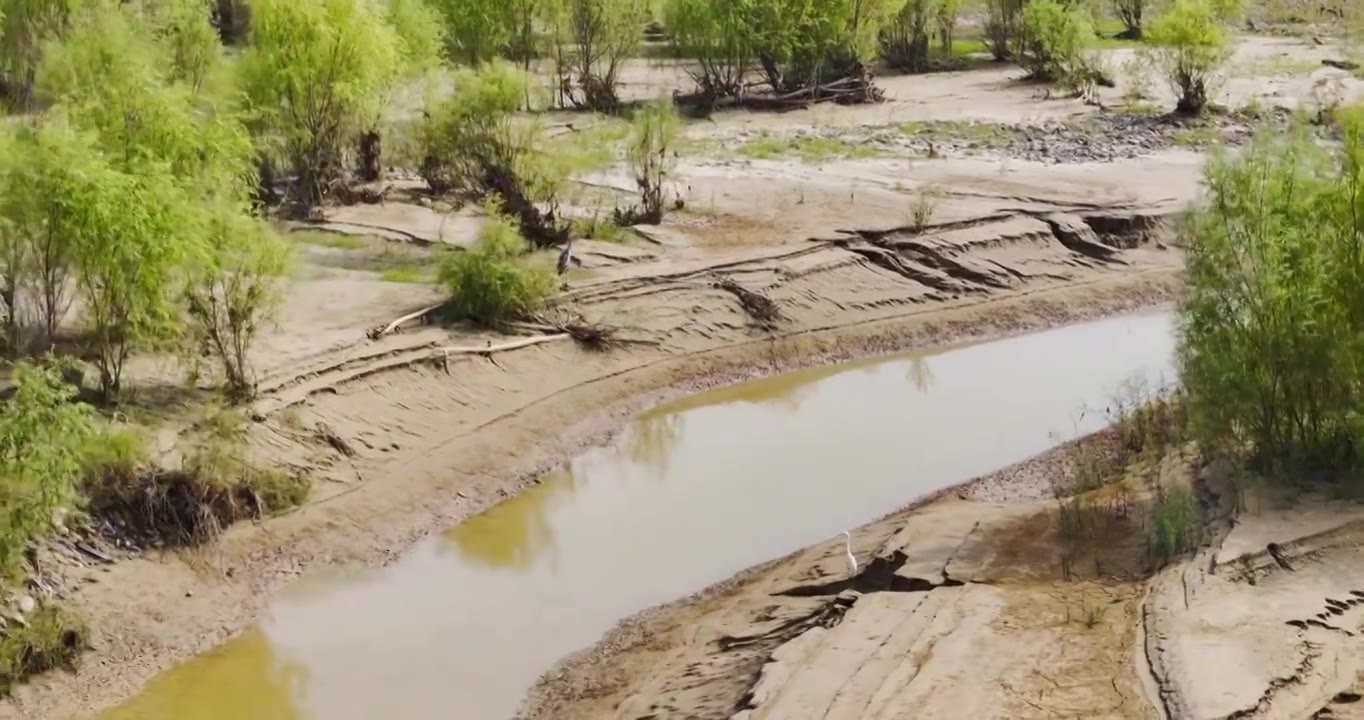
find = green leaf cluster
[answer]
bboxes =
[1178,113,1364,475]
[1016,0,1098,89]
[0,361,93,580]
[438,203,557,323]
[1143,0,1231,115]
[0,0,290,401]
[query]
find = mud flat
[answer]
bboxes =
[526,441,1364,720]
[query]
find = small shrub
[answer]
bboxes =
[419,63,590,247]
[1016,0,1100,90]
[620,100,681,225]
[909,188,940,232]
[439,205,557,324]
[0,603,87,695]
[1143,0,1231,115]
[1150,482,1198,564]
[185,210,290,402]
[0,361,94,580]
[84,408,306,546]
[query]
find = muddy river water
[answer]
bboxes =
[104,311,1176,720]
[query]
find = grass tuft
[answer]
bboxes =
[0,604,87,696]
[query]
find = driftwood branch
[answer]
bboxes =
[430,334,571,373]
[674,72,884,117]
[368,304,444,340]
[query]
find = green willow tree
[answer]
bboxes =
[0,0,85,110]
[1179,114,1364,474]
[240,0,409,207]
[12,1,285,401]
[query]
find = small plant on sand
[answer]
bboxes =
[618,100,682,225]
[1150,481,1198,565]
[438,202,557,324]
[1143,0,1231,115]
[0,603,87,695]
[1082,600,1108,628]
[1016,0,1101,91]
[184,210,290,402]
[84,407,306,546]
[908,187,940,232]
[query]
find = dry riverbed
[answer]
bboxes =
[3,32,1363,720]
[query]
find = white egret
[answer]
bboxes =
[842,531,858,577]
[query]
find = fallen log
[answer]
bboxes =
[431,332,570,370]
[1323,58,1360,72]
[367,303,444,340]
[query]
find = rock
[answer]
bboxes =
[185,591,194,598]
[12,594,35,615]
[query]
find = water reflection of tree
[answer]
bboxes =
[904,355,934,394]
[625,412,684,474]
[444,474,574,570]
[104,629,309,720]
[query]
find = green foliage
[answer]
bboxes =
[621,100,681,224]
[0,603,86,695]
[753,0,898,89]
[386,0,447,72]
[419,63,599,246]
[86,406,308,546]
[1016,0,1099,90]
[240,0,420,206]
[184,209,290,401]
[983,0,1024,61]
[1150,482,1198,564]
[1143,0,1231,115]
[438,205,557,323]
[665,0,758,96]
[880,0,961,72]
[430,0,513,63]
[558,0,647,111]
[0,0,85,111]
[1177,116,1364,474]
[0,361,94,581]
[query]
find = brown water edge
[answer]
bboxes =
[2,272,1176,720]
[101,297,1175,719]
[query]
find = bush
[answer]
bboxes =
[419,63,600,247]
[558,0,647,111]
[665,0,759,97]
[1143,0,1231,115]
[0,603,86,696]
[184,210,290,401]
[438,205,557,323]
[1150,482,1198,564]
[0,0,83,111]
[0,360,94,580]
[85,407,307,545]
[620,100,681,224]
[240,0,428,207]
[1016,0,1099,90]
[1178,115,1364,475]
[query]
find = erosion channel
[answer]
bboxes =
[103,311,1174,720]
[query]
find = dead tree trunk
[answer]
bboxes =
[357,130,382,183]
